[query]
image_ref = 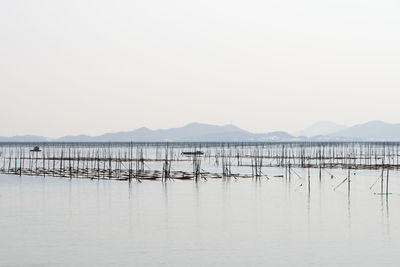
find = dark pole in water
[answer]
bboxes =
[386,168,389,195]
[347,168,350,194]
[307,165,310,194]
[129,142,132,183]
[381,166,384,195]
[43,147,46,177]
[19,148,22,176]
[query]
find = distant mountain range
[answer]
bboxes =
[55,123,295,142]
[2,120,400,142]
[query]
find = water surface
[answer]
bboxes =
[1,170,400,266]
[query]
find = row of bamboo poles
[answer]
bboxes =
[0,143,399,191]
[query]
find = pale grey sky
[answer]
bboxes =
[1,0,400,138]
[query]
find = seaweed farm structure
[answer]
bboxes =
[0,142,399,185]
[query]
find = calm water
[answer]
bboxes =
[1,169,400,266]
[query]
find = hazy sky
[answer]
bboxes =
[1,0,400,138]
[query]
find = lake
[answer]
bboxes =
[1,169,400,266]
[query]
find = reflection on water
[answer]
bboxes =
[1,169,400,266]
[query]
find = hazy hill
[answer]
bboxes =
[330,120,400,141]
[297,121,347,137]
[85,123,253,142]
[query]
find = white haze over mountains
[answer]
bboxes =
[1,121,400,142]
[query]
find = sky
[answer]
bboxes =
[1,0,400,138]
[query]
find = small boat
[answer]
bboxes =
[30,146,41,152]
[181,151,204,156]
